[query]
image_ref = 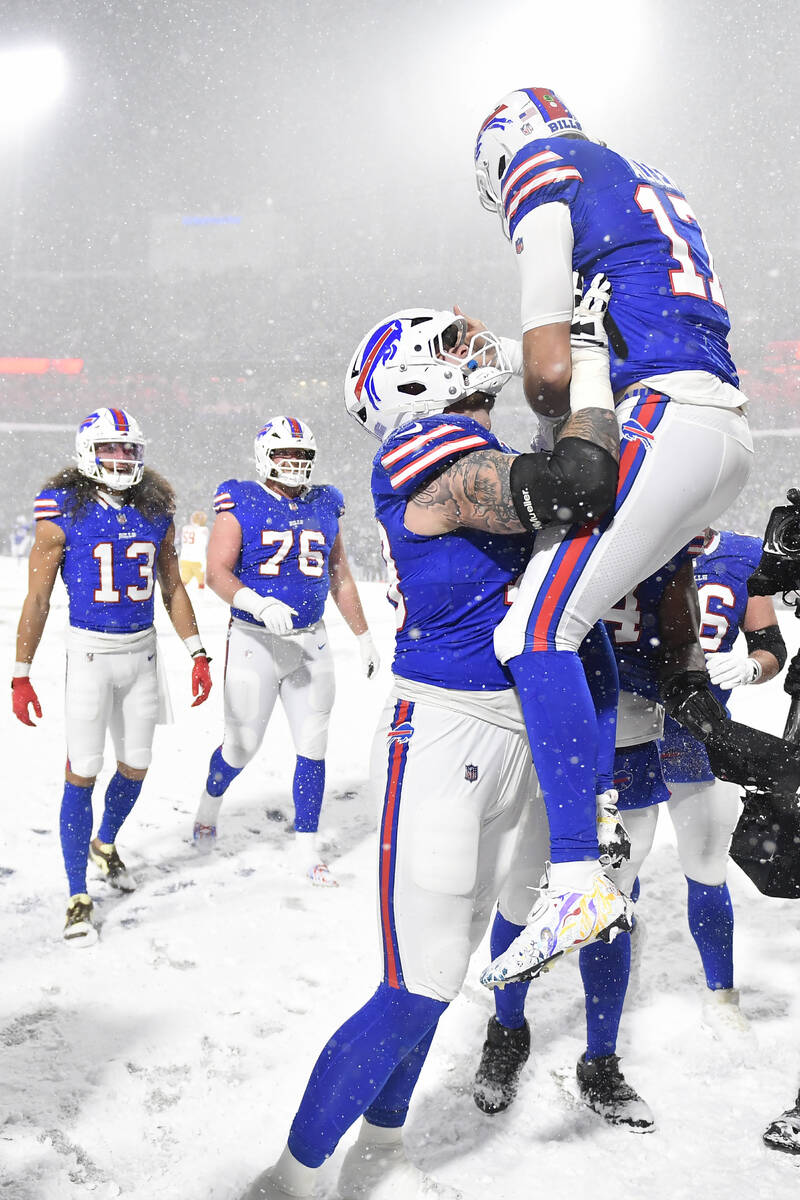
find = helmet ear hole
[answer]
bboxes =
[497,154,506,179]
[398,382,426,396]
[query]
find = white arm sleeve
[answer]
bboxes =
[516,202,575,333]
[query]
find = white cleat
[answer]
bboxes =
[337,1133,462,1199]
[701,987,751,1036]
[480,861,635,988]
[63,893,98,947]
[307,862,339,888]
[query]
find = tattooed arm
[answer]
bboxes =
[405,448,525,536]
[557,407,620,463]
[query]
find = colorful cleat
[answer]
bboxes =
[193,821,217,850]
[63,893,98,946]
[307,862,338,888]
[88,838,137,892]
[480,863,634,988]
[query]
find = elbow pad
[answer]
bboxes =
[744,624,787,671]
[509,437,618,532]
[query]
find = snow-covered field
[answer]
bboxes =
[1,558,798,1200]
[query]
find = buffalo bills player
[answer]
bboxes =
[472,87,754,985]
[11,408,212,945]
[474,533,784,1127]
[239,296,632,1199]
[193,416,379,886]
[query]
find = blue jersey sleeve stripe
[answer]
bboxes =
[389,434,488,489]
[505,165,583,225]
[380,423,464,469]
[501,149,562,206]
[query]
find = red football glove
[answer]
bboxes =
[12,677,42,726]
[191,655,212,707]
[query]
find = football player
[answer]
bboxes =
[474,534,784,1129]
[471,87,754,982]
[179,509,209,589]
[193,416,379,886]
[11,408,212,945]
[238,293,633,1199]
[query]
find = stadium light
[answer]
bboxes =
[0,44,67,136]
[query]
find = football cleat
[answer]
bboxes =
[307,862,338,888]
[763,1092,800,1154]
[337,1132,463,1199]
[576,1053,655,1132]
[63,893,98,947]
[193,821,217,850]
[480,863,635,988]
[701,987,752,1039]
[88,838,137,892]
[596,789,631,868]
[473,1017,531,1114]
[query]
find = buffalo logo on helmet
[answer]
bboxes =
[353,319,403,411]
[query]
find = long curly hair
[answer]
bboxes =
[41,466,176,523]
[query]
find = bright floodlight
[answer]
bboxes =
[0,45,67,135]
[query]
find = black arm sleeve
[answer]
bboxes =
[509,438,617,533]
[744,624,787,671]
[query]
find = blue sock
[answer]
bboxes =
[364,1022,439,1128]
[580,932,631,1060]
[60,781,94,895]
[288,982,447,1168]
[579,622,619,795]
[686,876,734,990]
[97,771,143,844]
[206,746,243,797]
[490,911,530,1029]
[509,649,599,862]
[293,756,325,833]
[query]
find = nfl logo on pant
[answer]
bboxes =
[465,764,479,783]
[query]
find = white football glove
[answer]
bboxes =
[357,631,380,679]
[705,650,762,690]
[529,412,564,455]
[255,596,298,635]
[570,272,612,352]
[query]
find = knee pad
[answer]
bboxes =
[510,438,617,532]
[69,751,104,780]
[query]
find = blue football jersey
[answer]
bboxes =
[214,479,344,630]
[661,529,763,784]
[504,137,737,392]
[372,414,533,691]
[33,488,171,633]
[603,548,692,702]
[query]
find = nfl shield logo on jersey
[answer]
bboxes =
[465,764,479,783]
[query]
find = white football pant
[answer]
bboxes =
[370,687,547,1002]
[221,617,335,768]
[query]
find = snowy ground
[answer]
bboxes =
[1,557,799,1200]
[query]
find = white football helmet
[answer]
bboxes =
[75,408,146,490]
[344,310,512,441]
[475,87,583,237]
[254,416,316,488]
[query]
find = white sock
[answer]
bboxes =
[547,859,602,892]
[293,830,319,870]
[356,1119,404,1148]
[269,1144,318,1196]
[194,788,223,826]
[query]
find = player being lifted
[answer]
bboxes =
[179,509,209,589]
[193,416,379,886]
[471,87,754,985]
[11,408,213,945]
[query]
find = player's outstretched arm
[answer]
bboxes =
[157,522,212,706]
[12,518,65,725]
[329,532,380,677]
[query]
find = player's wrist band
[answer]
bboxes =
[13,662,31,678]
[183,635,206,658]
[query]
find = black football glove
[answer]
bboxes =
[660,670,728,742]
[784,650,800,698]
